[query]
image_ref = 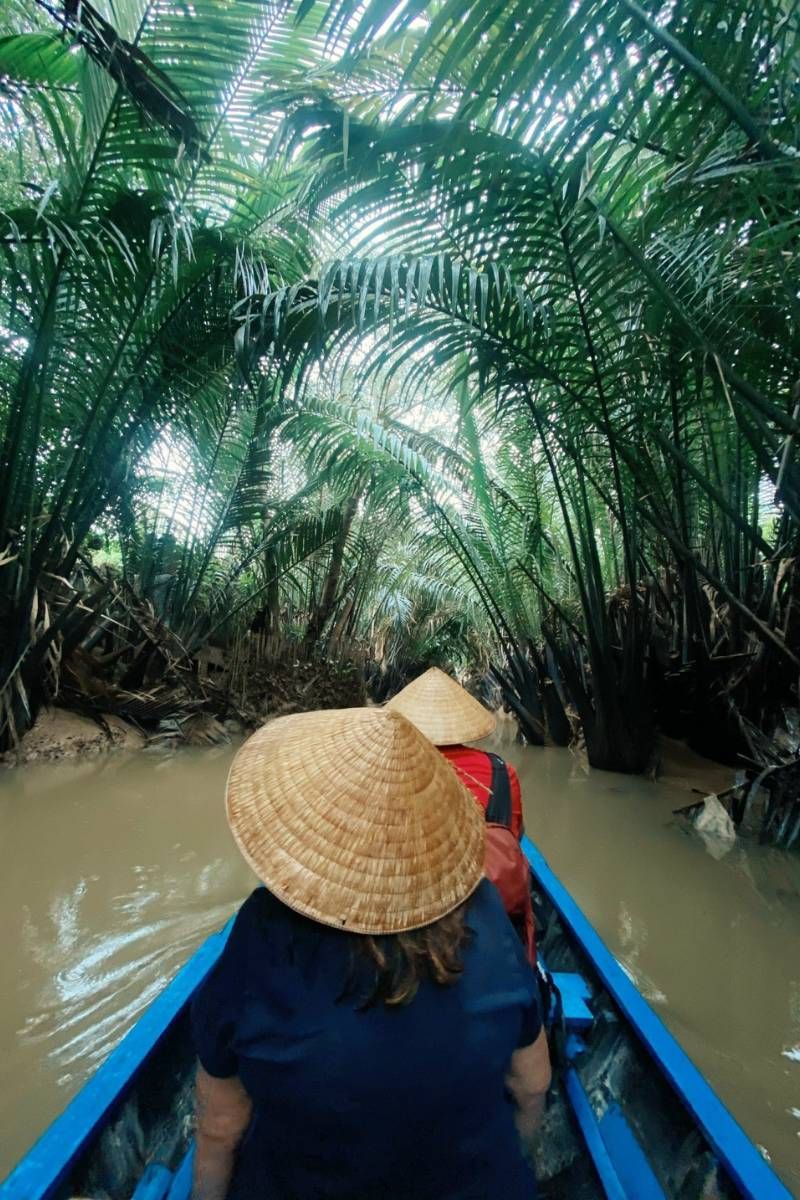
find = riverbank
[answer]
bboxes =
[1,708,147,765]
[492,711,737,801]
[8,696,739,804]
[1,656,366,766]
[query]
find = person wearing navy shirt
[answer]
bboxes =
[191,707,551,1200]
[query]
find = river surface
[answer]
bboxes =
[1,736,799,1192]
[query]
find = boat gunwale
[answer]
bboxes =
[523,835,793,1200]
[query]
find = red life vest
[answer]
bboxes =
[484,822,536,966]
[439,746,524,839]
[441,747,535,966]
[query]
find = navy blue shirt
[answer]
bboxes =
[192,879,541,1200]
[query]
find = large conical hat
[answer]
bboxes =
[386,667,496,746]
[225,707,484,935]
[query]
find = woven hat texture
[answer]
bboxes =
[226,706,485,934]
[386,667,496,746]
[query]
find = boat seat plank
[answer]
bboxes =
[166,1146,195,1200]
[539,954,594,1030]
[551,971,593,1030]
[131,1163,173,1200]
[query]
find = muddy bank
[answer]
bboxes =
[5,676,740,782]
[2,708,146,766]
[492,711,737,801]
[655,735,737,797]
[4,655,366,766]
[237,655,365,723]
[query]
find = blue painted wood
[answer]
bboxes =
[564,1067,628,1200]
[538,954,593,1029]
[0,920,233,1200]
[552,970,591,1000]
[598,1105,667,1200]
[551,971,593,1029]
[166,1146,194,1200]
[565,1032,587,1061]
[131,1162,173,1200]
[523,836,793,1200]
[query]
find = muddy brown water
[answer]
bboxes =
[1,736,799,1192]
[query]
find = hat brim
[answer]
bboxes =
[225,708,485,935]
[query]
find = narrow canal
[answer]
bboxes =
[1,737,798,1191]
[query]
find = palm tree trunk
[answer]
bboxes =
[304,496,358,647]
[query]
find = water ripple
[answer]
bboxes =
[17,900,236,1076]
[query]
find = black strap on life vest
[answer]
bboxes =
[485,752,512,828]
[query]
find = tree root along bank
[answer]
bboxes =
[2,655,365,765]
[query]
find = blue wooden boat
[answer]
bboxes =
[1,837,793,1200]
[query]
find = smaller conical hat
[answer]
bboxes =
[225,707,484,935]
[386,667,496,746]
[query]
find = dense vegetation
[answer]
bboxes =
[1,0,799,779]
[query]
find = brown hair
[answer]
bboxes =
[347,901,472,1009]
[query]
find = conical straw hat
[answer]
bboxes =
[386,667,496,746]
[225,707,485,935]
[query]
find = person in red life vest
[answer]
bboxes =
[386,667,524,839]
[386,668,534,965]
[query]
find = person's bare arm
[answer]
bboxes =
[505,1028,552,1145]
[193,1064,252,1200]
